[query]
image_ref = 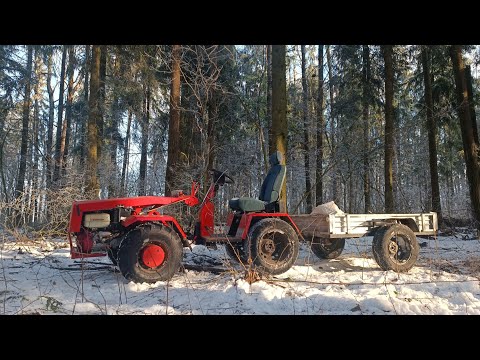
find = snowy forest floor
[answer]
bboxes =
[1,230,480,315]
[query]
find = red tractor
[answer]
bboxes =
[68,152,301,283]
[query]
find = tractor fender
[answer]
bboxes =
[122,215,187,239]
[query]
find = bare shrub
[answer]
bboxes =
[0,182,85,242]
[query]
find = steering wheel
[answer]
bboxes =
[210,168,235,185]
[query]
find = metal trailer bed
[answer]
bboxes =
[291,212,438,240]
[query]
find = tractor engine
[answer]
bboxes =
[76,229,94,253]
[75,211,126,253]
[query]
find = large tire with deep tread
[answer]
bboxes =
[245,218,299,275]
[310,237,345,259]
[224,242,248,264]
[372,224,419,273]
[117,224,183,283]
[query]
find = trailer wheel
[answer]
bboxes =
[117,224,183,283]
[372,224,419,273]
[245,218,299,275]
[310,237,345,259]
[224,243,248,264]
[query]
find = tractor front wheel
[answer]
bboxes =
[117,224,183,283]
[245,218,299,275]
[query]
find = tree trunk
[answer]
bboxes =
[362,45,371,213]
[0,105,8,202]
[266,45,274,155]
[465,65,479,147]
[301,45,312,213]
[80,45,90,166]
[108,49,122,198]
[86,45,101,197]
[382,45,395,213]
[31,47,41,222]
[315,45,325,207]
[120,110,132,196]
[271,45,288,212]
[53,46,67,186]
[12,46,33,225]
[165,44,181,196]
[62,45,75,179]
[204,93,217,194]
[45,50,55,190]
[97,45,107,161]
[138,86,150,196]
[202,47,219,194]
[450,45,480,229]
[421,45,442,224]
[14,45,33,202]
[326,45,339,204]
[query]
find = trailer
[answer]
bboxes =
[291,205,438,273]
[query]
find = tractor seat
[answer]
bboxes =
[229,151,286,213]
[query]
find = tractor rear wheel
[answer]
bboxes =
[117,224,183,283]
[245,218,299,275]
[310,237,345,259]
[372,224,419,273]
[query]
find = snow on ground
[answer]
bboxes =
[1,231,480,315]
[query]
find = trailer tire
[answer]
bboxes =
[224,243,248,264]
[245,218,299,275]
[117,224,183,283]
[310,237,345,259]
[372,224,419,273]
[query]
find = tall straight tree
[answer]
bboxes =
[421,45,442,223]
[45,48,55,190]
[138,84,150,196]
[301,45,312,212]
[61,45,75,178]
[382,45,395,213]
[316,44,325,206]
[450,45,480,229]
[86,45,101,197]
[266,45,273,155]
[31,47,41,221]
[79,45,90,166]
[271,45,287,212]
[326,45,338,204]
[98,45,107,161]
[465,65,479,147]
[121,110,132,196]
[14,45,33,201]
[165,44,181,196]
[53,46,67,186]
[362,45,371,213]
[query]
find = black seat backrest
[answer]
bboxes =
[259,151,286,204]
